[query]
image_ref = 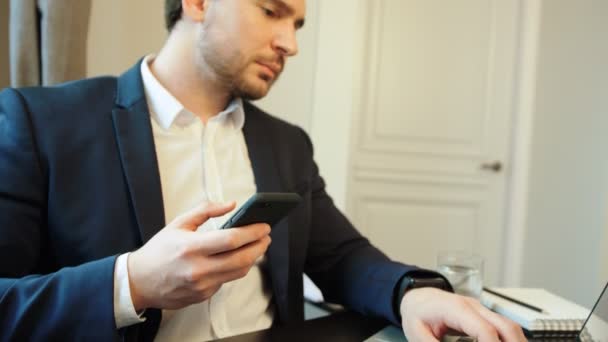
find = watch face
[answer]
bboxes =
[412,277,449,290]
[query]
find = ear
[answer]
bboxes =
[181,0,208,23]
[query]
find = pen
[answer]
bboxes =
[482,287,548,314]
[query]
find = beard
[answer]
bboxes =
[195,25,282,100]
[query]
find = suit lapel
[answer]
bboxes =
[111,62,165,245]
[110,66,292,320]
[243,104,291,321]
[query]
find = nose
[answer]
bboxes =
[273,24,299,57]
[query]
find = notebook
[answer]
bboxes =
[481,288,588,336]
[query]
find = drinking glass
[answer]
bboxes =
[437,251,484,299]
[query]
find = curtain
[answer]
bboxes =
[9,0,92,87]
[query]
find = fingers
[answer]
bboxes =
[407,320,440,342]
[469,299,527,341]
[402,289,504,342]
[179,235,271,302]
[441,298,500,342]
[173,201,236,231]
[183,256,269,306]
[440,297,526,342]
[193,223,271,255]
[208,234,272,272]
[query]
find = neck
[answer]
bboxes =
[149,29,231,123]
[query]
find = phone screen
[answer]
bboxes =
[221,193,301,229]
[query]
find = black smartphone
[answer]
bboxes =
[220,192,302,229]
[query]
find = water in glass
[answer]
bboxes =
[437,264,483,299]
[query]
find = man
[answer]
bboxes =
[0,0,526,341]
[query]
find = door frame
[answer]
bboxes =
[502,0,542,286]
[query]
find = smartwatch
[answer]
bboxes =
[394,271,453,321]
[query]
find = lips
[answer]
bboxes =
[256,61,282,78]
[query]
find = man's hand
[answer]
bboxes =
[127,202,272,311]
[401,288,527,342]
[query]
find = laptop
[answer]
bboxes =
[365,281,608,342]
[555,280,608,342]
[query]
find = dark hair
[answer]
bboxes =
[165,0,183,31]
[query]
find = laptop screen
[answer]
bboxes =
[580,282,608,341]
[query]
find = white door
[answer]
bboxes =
[346,0,521,286]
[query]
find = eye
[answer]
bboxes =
[262,7,278,18]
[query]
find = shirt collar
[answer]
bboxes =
[218,98,245,130]
[140,55,245,130]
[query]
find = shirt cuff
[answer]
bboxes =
[114,252,147,328]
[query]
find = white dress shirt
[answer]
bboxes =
[112,55,275,341]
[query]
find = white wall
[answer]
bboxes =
[87,0,166,77]
[254,0,319,133]
[602,210,608,293]
[521,0,608,307]
[0,0,9,88]
[256,0,357,209]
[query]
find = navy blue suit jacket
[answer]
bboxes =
[0,62,420,341]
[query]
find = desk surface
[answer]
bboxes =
[216,310,389,342]
[214,303,482,342]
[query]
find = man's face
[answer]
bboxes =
[196,0,306,100]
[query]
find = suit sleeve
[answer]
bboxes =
[0,88,120,341]
[298,127,416,326]
[0,258,120,341]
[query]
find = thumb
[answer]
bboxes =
[405,320,440,342]
[173,201,236,231]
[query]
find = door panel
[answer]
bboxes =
[347,0,520,286]
[353,189,480,268]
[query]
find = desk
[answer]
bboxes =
[215,302,482,341]
[216,309,389,342]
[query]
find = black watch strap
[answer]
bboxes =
[393,270,453,321]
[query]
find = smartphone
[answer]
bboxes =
[220,192,302,229]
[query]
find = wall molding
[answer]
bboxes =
[354,169,488,188]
